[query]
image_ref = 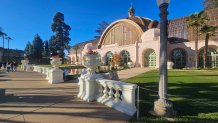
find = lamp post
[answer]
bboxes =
[151,0,175,117]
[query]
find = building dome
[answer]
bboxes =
[127,7,159,31]
[128,6,135,17]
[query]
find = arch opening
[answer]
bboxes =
[171,48,187,69]
[143,49,156,67]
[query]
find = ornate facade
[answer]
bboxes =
[69,7,218,68]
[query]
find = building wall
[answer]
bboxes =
[69,8,218,68]
[168,8,218,41]
[168,40,218,68]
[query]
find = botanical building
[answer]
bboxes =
[69,7,218,68]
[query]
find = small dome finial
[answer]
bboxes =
[128,4,135,17]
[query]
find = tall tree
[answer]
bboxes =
[51,12,71,60]
[95,21,110,39]
[203,0,218,10]
[43,40,50,57]
[186,11,209,68]
[0,30,7,48]
[5,36,12,50]
[24,41,33,58]
[5,36,12,61]
[49,35,56,56]
[200,25,217,68]
[32,34,44,59]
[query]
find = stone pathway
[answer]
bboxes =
[0,70,130,123]
[117,67,154,80]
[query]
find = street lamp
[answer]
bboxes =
[151,0,175,117]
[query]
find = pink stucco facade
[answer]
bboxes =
[69,7,218,68]
[69,27,218,68]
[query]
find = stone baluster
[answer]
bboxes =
[114,89,121,103]
[108,87,115,100]
[98,85,109,103]
[97,85,104,99]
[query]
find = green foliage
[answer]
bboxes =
[24,41,33,58]
[94,21,110,39]
[200,25,217,37]
[0,30,7,48]
[125,70,218,122]
[5,36,12,49]
[186,12,209,68]
[200,25,217,68]
[32,34,43,59]
[49,35,56,56]
[51,12,71,58]
[43,40,50,57]
[186,11,209,29]
[203,0,218,10]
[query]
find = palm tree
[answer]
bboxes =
[186,11,209,68]
[0,31,7,48]
[5,36,12,61]
[200,25,217,68]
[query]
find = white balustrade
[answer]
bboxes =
[32,66,52,81]
[95,79,137,116]
[78,75,138,116]
[33,66,38,72]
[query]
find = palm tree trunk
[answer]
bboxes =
[7,39,9,61]
[2,36,4,49]
[203,34,209,68]
[195,28,199,68]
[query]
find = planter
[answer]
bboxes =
[127,62,134,68]
[167,61,174,69]
[83,54,100,72]
[49,57,63,84]
[50,57,62,68]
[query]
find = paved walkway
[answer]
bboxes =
[117,67,154,80]
[0,70,130,123]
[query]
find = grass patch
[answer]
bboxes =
[124,70,218,122]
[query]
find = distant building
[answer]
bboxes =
[69,7,218,68]
[2,49,25,62]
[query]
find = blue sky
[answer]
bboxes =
[0,0,204,50]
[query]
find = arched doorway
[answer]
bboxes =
[144,49,156,67]
[171,48,187,68]
[120,50,131,65]
[199,47,217,67]
[105,51,113,65]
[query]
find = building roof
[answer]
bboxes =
[72,39,99,48]
[126,6,159,31]
[70,39,99,54]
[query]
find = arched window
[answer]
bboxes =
[144,49,156,67]
[171,48,187,68]
[105,52,113,65]
[199,48,217,67]
[120,50,131,65]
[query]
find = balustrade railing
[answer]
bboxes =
[96,78,137,116]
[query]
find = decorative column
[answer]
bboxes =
[152,0,175,117]
[48,57,64,84]
[77,49,103,102]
